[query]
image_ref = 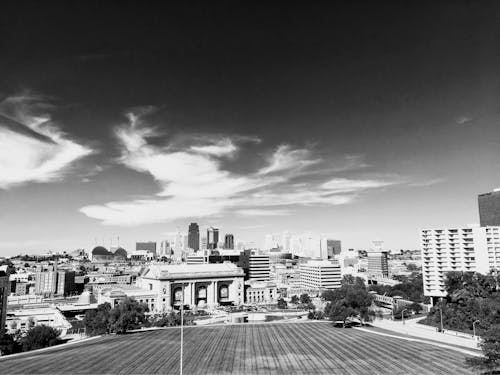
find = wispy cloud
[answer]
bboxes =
[236,208,292,216]
[80,110,402,225]
[407,178,445,187]
[0,93,94,189]
[257,144,321,175]
[456,116,474,125]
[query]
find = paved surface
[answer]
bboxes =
[371,317,480,350]
[0,322,473,374]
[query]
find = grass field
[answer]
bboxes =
[0,322,473,374]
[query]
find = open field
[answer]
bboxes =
[0,322,473,375]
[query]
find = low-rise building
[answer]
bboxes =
[5,305,72,336]
[245,282,278,305]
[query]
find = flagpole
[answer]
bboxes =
[180,282,184,375]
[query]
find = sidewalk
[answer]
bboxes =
[370,317,480,350]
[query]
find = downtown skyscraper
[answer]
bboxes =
[479,189,500,226]
[188,223,200,251]
[207,227,219,250]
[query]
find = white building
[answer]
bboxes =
[245,281,278,305]
[299,260,342,290]
[136,263,245,311]
[289,233,329,259]
[5,306,72,336]
[421,226,500,299]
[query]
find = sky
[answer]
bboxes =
[1,1,500,256]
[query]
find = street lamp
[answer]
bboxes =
[402,309,408,325]
[473,319,480,340]
[180,283,184,375]
[437,306,444,333]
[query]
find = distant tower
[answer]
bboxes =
[478,189,500,226]
[207,227,219,250]
[188,223,200,251]
[224,234,234,249]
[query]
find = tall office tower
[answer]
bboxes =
[207,227,219,250]
[201,236,208,250]
[136,241,157,257]
[326,240,342,259]
[159,240,172,257]
[56,271,76,296]
[238,250,270,281]
[282,231,291,251]
[224,234,234,249]
[421,226,500,301]
[0,266,9,333]
[188,223,200,251]
[264,233,281,250]
[299,260,342,290]
[479,189,500,226]
[367,251,389,278]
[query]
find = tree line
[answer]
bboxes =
[0,324,62,356]
[83,298,197,336]
[418,271,500,373]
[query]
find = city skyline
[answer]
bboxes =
[2,2,500,256]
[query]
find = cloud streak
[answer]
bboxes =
[0,94,94,189]
[80,110,401,225]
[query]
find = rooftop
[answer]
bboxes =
[141,263,245,280]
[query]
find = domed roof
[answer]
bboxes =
[92,246,110,255]
[114,247,127,257]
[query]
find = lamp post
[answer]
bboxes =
[437,306,444,333]
[473,319,480,340]
[402,309,408,325]
[180,283,184,375]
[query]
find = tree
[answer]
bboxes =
[109,298,148,333]
[151,311,194,327]
[21,325,61,352]
[406,263,419,272]
[277,298,287,309]
[290,295,299,305]
[323,279,375,326]
[300,293,311,304]
[408,302,423,314]
[466,324,500,373]
[83,302,112,336]
[325,301,355,326]
[0,333,20,355]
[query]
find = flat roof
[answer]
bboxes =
[141,263,245,280]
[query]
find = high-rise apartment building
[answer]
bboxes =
[35,268,58,296]
[56,271,76,296]
[367,251,389,278]
[136,242,157,257]
[299,260,342,290]
[207,227,219,250]
[479,189,500,226]
[224,234,234,249]
[188,223,200,251]
[238,250,270,281]
[0,267,9,333]
[420,226,500,300]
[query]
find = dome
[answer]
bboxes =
[92,246,110,256]
[114,247,127,257]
